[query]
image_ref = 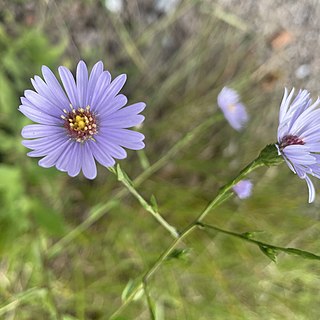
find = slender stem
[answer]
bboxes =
[197,222,320,260]
[47,115,223,259]
[109,224,197,319]
[110,153,266,318]
[197,158,263,222]
[137,149,151,170]
[135,114,223,187]
[116,170,179,238]
[143,280,155,320]
[39,236,63,320]
[144,224,197,282]
[0,288,46,317]
[47,199,120,259]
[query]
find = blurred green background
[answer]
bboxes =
[0,0,319,319]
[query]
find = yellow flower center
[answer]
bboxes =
[62,106,98,142]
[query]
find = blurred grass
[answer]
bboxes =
[0,0,319,319]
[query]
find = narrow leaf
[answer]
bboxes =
[281,247,320,260]
[258,244,278,263]
[150,195,158,212]
[166,248,191,261]
[121,279,143,302]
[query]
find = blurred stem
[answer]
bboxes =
[110,224,197,320]
[39,236,63,320]
[135,113,224,186]
[137,149,151,170]
[47,114,223,259]
[143,280,155,320]
[196,158,263,221]
[0,288,46,317]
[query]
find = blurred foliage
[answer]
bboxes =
[0,0,319,319]
[0,13,66,258]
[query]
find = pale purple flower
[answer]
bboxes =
[277,88,320,203]
[217,87,248,131]
[233,180,253,199]
[19,61,146,179]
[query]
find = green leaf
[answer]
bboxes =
[150,195,158,212]
[258,244,278,263]
[282,247,320,261]
[166,248,191,261]
[121,279,143,302]
[241,230,263,239]
[241,232,254,239]
[116,164,125,181]
[116,164,133,186]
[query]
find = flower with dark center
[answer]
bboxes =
[276,88,320,203]
[19,60,146,179]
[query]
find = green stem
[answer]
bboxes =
[115,167,179,238]
[197,222,320,260]
[109,224,197,320]
[39,235,63,320]
[135,114,224,186]
[143,280,155,320]
[197,158,263,222]
[110,146,277,317]
[0,288,46,317]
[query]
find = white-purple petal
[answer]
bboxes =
[41,66,71,107]
[24,90,62,116]
[86,61,104,106]
[19,105,60,125]
[58,66,79,108]
[89,140,115,168]
[305,175,316,203]
[90,71,112,110]
[98,94,128,117]
[93,74,127,113]
[81,143,97,179]
[38,139,70,168]
[101,115,145,128]
[76,60,88,107]
[22,124,64,139]
[67,143,82,177]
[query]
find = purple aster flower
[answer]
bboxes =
[276,88,320,203]
[217,87,248,131]
[19,61,146,179]
[233,180,253,199]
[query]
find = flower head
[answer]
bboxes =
[277,88,320,203]
[19,61,146,179]
[217,87,248,131]
[233,180,253,199]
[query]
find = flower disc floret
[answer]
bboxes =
[62,106,98,142]
[279,134,304,151]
